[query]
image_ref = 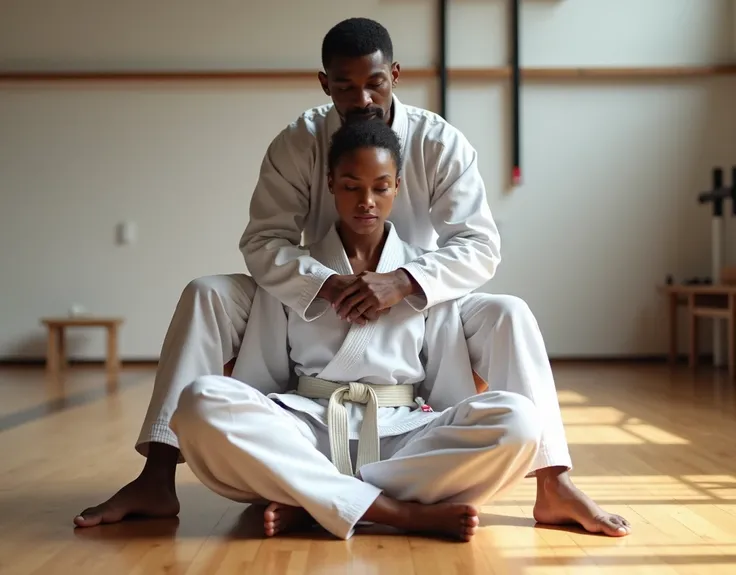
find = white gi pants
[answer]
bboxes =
[136,273,572,472]
[169,376,541,540]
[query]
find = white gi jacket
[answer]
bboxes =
[239,95,501,319]
[231,222,480,439]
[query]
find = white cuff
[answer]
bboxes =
[297,267,336,321]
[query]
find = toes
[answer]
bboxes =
[74,505,124,528]
[597,515,631,537]
[73,514,101,528]
[464,515,480,527]
[462,504,479,518]
[461,526,476,541]
[264,502,281,523]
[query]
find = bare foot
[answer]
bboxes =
[263,502,315,537]
[73,444,180,528]
[364,496,479,542]
[73,473,179,527]
[533,469,631,537]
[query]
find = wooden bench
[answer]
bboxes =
[40,317,124,379]
[659,283,736,377]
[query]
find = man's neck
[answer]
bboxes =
[337,222,387,265]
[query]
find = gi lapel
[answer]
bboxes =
[317,222,406,381]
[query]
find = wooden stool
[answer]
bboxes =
[40,317,124,379]
[660,279,736,378]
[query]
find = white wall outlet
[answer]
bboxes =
[116,221,137,245]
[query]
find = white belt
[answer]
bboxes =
[296,376,417,476]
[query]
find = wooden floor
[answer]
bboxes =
[1,363,736,574]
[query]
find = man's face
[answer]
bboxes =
[319,51,400,124]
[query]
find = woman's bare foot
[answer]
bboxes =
[363,495,479,542]
[73,443,180,528]
[263,502,315,537]
[533,468,631,537]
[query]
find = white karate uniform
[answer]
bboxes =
[137,94,572,473]
[169,222,542,540]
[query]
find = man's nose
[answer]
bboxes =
[355,90,372,108]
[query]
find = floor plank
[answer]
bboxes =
[1,362,735,574]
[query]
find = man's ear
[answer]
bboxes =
[327,173,334,193]
[391,62,401,87]
[318,71,330,96]
[395,175,401,195]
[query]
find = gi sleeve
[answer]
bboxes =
[400,126,501,310]
[239,126,335,321]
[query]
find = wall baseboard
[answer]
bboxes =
[0,354,712,368]
[0,358,159,367]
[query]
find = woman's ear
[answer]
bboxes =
[327,173,334,194]
[395,175,401,195]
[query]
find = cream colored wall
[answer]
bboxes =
[1,0,734,359]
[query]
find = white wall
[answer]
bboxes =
[1,0,735,360]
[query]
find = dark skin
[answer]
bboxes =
[73,49,630,540]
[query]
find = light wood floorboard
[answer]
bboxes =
[1,363,735,574]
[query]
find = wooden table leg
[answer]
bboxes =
[688,294,698,370]
[46,326,60,377]
[729,295,735,379]
[668,293,679,364]
[106,325,120,380]
[58,327,67,371]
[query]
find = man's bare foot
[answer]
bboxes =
[533,468,631,537]
[363,495,479,542]
[73,443,180,528]
[263,502,315,537]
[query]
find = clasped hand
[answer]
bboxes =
[319,270,414,325]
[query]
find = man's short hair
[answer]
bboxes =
[321,18,394,70]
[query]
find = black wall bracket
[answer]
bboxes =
[438,0,448,119]
[510,0,521,186]
[437,0,522,187]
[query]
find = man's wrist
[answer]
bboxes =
[395,268,422,297]
[317,275,337,300]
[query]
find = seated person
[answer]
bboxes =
[169,119,542,541]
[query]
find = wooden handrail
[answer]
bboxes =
[1,65,735,83]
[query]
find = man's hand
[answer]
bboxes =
[318,274,389,324]
[317,274,356,304]
[332,269,418,323]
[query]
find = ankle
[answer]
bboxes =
[141,443,179,485]
[536,466,570,493]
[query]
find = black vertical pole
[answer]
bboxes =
[511,0,521,185]
[438,0,448,119]
[713,168,724,218]
[731,166,736,215]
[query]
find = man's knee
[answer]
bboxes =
[179,274,256,310]
[462,391,542,450]
[501,392,543,450]
[171,375,240,437]
[463,293,535,325]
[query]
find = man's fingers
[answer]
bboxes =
[337,290,370,319]
[360,306,390,322]
[332,280,361,308]
[349,300,379,322]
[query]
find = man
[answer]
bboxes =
[74,17,630,538]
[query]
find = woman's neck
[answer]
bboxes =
[336,221,388,269]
